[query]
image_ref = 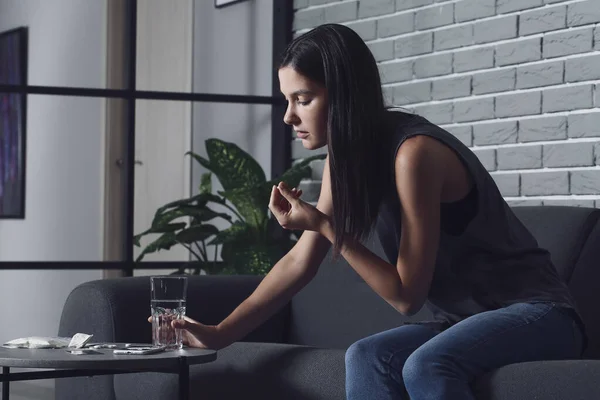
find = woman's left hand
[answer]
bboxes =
[269,181,328,232]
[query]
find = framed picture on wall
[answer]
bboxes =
[215,0,249,8]
[0,27,28,219]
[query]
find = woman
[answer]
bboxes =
[172,24,585,399]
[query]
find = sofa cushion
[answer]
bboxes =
[510,206,600,283]
[472,360,600,400]
[567,219,600,358]
[113,342,346,400]
[512,206,600,359]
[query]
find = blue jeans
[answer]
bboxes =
[345,302,583,400]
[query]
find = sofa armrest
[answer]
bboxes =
[472,360,600,400]
[58,274,290,345]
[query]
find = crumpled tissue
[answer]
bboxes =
[2,333,93,349]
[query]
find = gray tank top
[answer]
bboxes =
[375,112,584,335]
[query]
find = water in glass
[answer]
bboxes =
[151,299,186,349]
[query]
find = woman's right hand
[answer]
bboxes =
[174,316,228,349]
[147,316,230,350]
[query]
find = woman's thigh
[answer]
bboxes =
[405,302,581,379]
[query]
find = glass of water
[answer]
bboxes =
[150,276,188,349]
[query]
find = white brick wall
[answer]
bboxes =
[293,0,600,208]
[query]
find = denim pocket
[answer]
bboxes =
[511,301,555,324]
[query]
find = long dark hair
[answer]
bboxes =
[279,24,391,256]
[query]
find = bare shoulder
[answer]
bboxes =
[394,134,473,203]
[394,134,448,173]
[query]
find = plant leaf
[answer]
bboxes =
[217,185,269,229]
[204,138,266,191]
[221,240,285,275]
[175,225,219,244]
[153,206,231,229]
[185,206,233,223]
[199,172,212,194]
[135,232,178,262]
[154,193,225,221]
[211,221,289,275]
[186,152,212,171]
[206,221,247,246]
[133,222,187,247]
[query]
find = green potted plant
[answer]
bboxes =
[134,138,325,275]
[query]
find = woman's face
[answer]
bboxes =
[278,66,328,150]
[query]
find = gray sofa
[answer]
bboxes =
[57,206,600,400]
